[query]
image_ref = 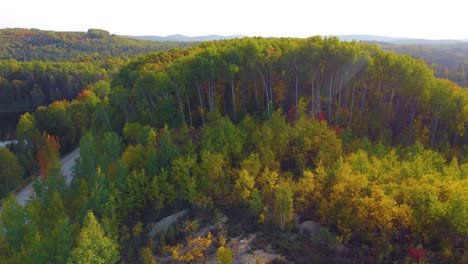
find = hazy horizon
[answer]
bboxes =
[1,0,467,40]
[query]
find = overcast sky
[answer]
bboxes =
[1,0,466,39]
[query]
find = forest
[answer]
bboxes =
[382,42,468,87]
[0,28,196,61]
[0,28,198,139]
[0,36,467,263]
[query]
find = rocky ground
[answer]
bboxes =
[148,210,369,264]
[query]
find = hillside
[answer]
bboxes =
[0,28,197,61]
[329,35,468,87]
[381,43,468,87]
[1,37,466,263]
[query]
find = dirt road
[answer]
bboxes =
[1,148,80,211]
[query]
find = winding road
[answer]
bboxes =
[0,148,80,212]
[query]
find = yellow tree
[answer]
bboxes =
[68,211,120,264]
[273,179,294,230]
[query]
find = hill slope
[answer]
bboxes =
[0,28,197,61]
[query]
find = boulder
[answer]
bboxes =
[329,244,351,255]
[298,220,321,238]
[147,209,188,238]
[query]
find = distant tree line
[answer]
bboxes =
[0,28,197,61]
[382,43,468,87]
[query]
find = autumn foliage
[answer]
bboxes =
[37,134,60,180]
[2,36,467,263]
[409,246,425,262]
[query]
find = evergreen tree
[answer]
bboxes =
[68,211,119,264]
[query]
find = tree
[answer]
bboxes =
[273,179,294,230]
[234,169,256,203]
[217,246,234,264]
[90,81,111,99]
[157,126,180,169]
[35,100,75,150]
[123,123,151,145]
[167,232,213,263]
[149,169,176,209]
[15,112,41,174]
[36,134,60,181]
[68,211,119,264]
[76,133,97,182]
[0,147,23,197]
[98,132,122,172]
[294,170,315,213]
[121,144,146,171]
[124,169,152,211]
[201,116,245,161]
[16,112,39,144]
[0,195,27,251]
[171,156,197,204]
[140,245,156,264]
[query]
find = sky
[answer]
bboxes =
[1,0,467,39]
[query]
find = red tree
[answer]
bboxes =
[37,134,60,180]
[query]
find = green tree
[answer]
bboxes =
[35,100,75,150]
[90,81,111,99]
[98,132,122,172]
[171,156,197,204]
[0,148,23,197]
[16,112,39,144]
[76,133,97,182]
[125,170,150,211]
[201,116,245,161]
[157,126,180,169]
[0,195,27,252]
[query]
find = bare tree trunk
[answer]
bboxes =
[186,95,193,127]
[295,67,299,119]
[430,114,439,146]
[409,101,418,128]
[208,81,213,113]
[349,85,355,128]
[197,85,205,124]
[317,75,321,114]
[231,80,236,122]
[222,86,226,115]
[259,71,271,118]
[336,72,344,124]
[388,87,395,128]
[124,104,128,123]
[359,86,367,125]
[310,79,315,116]
[328,74,333,125]
[453,134,458,146]
[269,67,273,109]
[176,90,185,125]
[345,76,350,110]
[254,73,259,115]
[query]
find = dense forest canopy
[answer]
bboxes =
[0,28,197,61]
[0,36,467,263]
[0,59,108,110]
[110,37,468,151]
[0,28,199,139]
